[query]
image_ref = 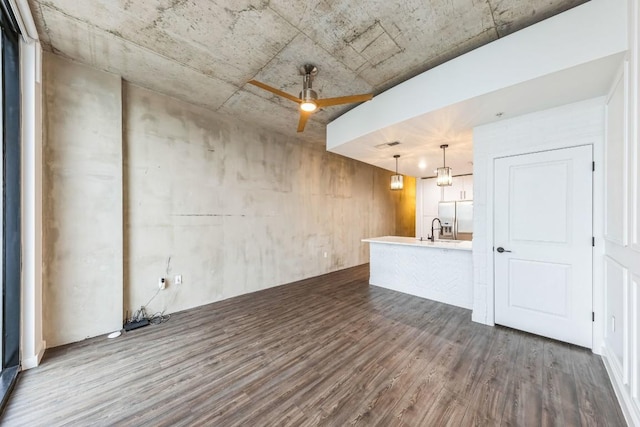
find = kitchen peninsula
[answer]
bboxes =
[362,236,472,309]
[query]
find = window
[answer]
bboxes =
[0,0,21,410]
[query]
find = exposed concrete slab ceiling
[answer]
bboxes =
[28,0,588,143]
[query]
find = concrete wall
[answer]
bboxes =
[43,53,123,346]
[42,53,399,345]
[124,83,396,316]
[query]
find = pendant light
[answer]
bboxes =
[391,154,403,190]
[436,144,452,186]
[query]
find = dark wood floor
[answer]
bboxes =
[2,265,626,426]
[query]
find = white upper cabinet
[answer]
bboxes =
[443,175,473,201]
[461,175,473,200]
[416,177,441,237]
[443,179,462,201]
[422,177,441,216]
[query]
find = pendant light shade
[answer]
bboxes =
[391,154,403,190]
[436,144,452,187]
[391,174,403,190]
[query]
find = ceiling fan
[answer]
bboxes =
[248,64,373,133]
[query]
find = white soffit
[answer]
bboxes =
[326,0,628,178]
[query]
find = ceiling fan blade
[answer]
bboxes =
[316,93,373,108]
[297,111,312,133]
[248,80,301,104]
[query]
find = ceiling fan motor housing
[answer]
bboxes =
[300,88,318,102]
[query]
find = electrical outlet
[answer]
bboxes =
[159,277,166,290]
[323,252,328,258]
[175,275,182,286]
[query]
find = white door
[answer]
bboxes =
[494,145,593,348]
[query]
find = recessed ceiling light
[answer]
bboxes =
[418,160,427,169]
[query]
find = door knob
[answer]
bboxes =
[496,247,512,253]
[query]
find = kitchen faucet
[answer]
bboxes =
[428,218,442,242]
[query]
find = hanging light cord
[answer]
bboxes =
[440,144,449,168]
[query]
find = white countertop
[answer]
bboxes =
[362,236,472,251]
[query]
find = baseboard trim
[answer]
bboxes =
[602,346,640,427]
[21,340,46,370]
[471,311,494,326]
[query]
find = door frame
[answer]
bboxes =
[482,139,605,353]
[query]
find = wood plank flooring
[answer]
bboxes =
[2,265,626,426]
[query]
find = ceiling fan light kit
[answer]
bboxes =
[299,89,318,112]
[300,101,317,112]
[248,64,373,132]
[436,144,453,187]
[391,154,404,190]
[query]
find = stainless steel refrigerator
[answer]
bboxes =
[438,201,473,241]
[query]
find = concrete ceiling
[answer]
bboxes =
[28,0,589,145]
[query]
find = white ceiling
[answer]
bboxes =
[27,0,589,146]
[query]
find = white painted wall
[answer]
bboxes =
[327,0,627,150]
[471,98,606,346]
[599,0,640,424]
[43,54,124,347]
